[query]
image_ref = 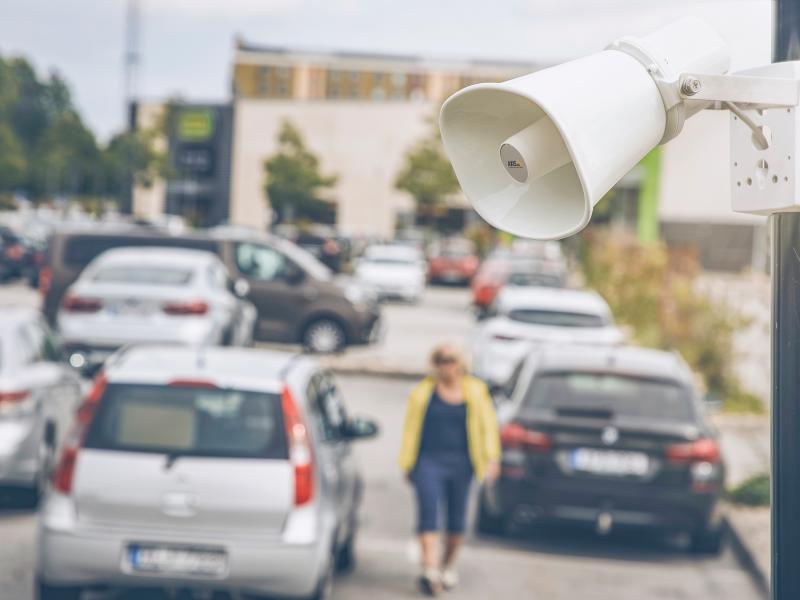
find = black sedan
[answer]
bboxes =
[479,344,726,554]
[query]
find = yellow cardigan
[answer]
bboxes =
[398,375,502,481]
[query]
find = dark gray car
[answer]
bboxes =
[42,226,382,353]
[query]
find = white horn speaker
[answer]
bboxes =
[439,17,730,239]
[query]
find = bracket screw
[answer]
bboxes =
[681,77,702,96]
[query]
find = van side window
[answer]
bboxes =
[235,243,286,281]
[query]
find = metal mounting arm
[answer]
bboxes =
[679,72,800,108]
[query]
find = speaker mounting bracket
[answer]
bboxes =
[678,72,800,108]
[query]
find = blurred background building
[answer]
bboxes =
[129,35,767,272]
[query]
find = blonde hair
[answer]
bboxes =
[429,343,470,373]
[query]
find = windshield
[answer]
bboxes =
[273,236,332,281]
[521,372,695,422]
[84,384,288,459]
[507,309,606,328]
[92,265,194,286]
[507,272,564,288]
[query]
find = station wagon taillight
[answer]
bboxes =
[61,294,102,313]
[281,385,315,506]
[162,300,209,316]
[0,389,30,403]
[52,374,107,494]
[665,438,721,464]
[39,266,52,298]
[500,423,552,453]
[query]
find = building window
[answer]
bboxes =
[276,66,291,98]
[327,70,342,99]
[391,72,407,99]
[258,65,271,96]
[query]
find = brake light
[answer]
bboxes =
[666,438,720,464]
[162,300,209,316]
[475,284,500,307]
[5,244,23,260]
[62,293,102,313]
[500,423,552,453]
[0,389,30,403]
[282,385,314,506]
[52,374,107,494]
[39,266,52,297]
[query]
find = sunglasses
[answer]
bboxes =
[434,355,458,366]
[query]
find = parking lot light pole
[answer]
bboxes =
[773,2,800,598]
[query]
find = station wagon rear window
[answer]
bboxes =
[63,236,218,268]
[507,309,606,328]
[521,372,694,422]
[84,384,288,459]
[92,266,194,286]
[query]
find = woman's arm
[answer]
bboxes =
[398,384,424,474]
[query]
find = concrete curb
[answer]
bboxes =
[724,507,769,598]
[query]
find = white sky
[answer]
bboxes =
[0,0,772,140]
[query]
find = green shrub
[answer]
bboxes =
[728,473,770,507]
[579,229,763,414]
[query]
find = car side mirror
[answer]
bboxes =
[284,263,305,285]
[232,278,250,298]
[344,417,379,440]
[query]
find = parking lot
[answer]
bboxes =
[0,281,763,600]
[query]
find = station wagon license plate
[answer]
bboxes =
[127,544,227,577]
[571,448,649,477]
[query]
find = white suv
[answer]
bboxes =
[36,345,378,600]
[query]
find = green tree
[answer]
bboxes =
[102,128,168,196]
[0,122,27,193]
[394,117,459,227]
[264,121,337,223]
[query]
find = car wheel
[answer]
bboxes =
[690,524,725,555]
[303,319,346,354]
[476,489,508,537]
[36,577,81,600]
[335,535,356,573]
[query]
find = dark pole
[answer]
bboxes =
[773,2,800,599]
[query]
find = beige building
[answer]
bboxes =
[229,40,539,237]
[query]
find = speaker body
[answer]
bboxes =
[440,17,730,240]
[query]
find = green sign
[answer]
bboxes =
[177,109,214,142]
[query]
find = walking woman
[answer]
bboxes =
[399,343,501,596]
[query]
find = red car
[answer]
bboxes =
[427,238,479,286]
[472,250,566,313]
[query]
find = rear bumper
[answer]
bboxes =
[38,517,328,597]
[59,321,221,363]
[490,475,722,532]
[0,423,39,487]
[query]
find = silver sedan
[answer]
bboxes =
[57,247,257,370]
[0,308,82,502]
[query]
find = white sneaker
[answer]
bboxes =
[441,568,459,591]
[418,568,442,596]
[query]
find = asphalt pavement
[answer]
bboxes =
[0,281,766,599]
